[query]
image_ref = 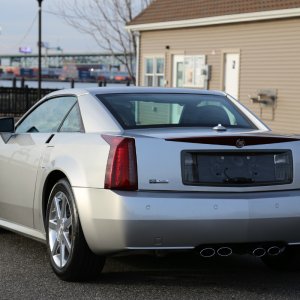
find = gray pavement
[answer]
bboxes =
[0,229,300,300]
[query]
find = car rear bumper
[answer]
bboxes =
[73,188,300,255]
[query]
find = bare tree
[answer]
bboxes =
[51,0,152,84]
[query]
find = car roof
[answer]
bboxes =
[45,87,227,98]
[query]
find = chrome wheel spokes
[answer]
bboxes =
[48,191,72,268]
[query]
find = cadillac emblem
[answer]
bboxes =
[236,139,246,148]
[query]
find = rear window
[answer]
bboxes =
[97,93,255,129]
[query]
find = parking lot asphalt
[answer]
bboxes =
[1,229,300,300]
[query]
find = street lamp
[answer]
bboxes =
[37,0,43,99]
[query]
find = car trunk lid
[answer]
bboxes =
[128,129,300,192]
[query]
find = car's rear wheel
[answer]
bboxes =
[0,227,7,233]
[46,178,105,281]
[261,247,300,271]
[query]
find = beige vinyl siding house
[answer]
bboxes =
[127,1,300,133]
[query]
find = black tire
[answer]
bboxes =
[46,178,105,281]
[261,247,300,271]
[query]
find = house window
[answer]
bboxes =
[144,57,165,87]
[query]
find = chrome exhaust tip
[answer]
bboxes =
[252,247,266,257]
[200,247,215,258]
[217,247,233,257]
[267,246,282,256]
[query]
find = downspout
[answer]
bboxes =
[134,31,141,86]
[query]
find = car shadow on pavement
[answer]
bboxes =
[100,251,300,292]
[1,230,300,299]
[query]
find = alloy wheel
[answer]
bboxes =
[48,191,72,268]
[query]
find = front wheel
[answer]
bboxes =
[46,178,105,281]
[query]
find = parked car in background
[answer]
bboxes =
[0,87,300,281]
[112,71,131,83]
[96,70,112,82]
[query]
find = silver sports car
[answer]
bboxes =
[0,87,299,281]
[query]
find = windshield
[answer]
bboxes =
[97,93,256,130]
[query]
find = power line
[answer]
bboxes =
[13,13,38,48]
[43,9,78,19]
[43,9,120,22]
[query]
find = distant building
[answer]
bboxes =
[127,0,300,133]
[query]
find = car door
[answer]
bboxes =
[0,96,77,228]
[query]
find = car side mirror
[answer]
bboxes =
[0,117,15,133]
[0,117,15,143]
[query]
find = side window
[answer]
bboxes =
[16,96,77,133]
[59,103,83,132]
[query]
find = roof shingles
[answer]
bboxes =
[129,0,300,25]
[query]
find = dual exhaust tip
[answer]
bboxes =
[200,247,232,258]
[252,246,283,257]
[199,245,284,258]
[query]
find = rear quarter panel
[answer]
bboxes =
[33,133,110,231]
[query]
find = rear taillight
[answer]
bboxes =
[102,135,138,190]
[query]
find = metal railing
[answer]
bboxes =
[0,86,57,117]
[0,77,132,117]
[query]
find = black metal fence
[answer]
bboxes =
[0,86,57,117]
[0,77,132,117]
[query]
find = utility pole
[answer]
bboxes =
[37,0,43,99]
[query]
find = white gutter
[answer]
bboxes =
[134,31,140,86]
[126,7,300,31]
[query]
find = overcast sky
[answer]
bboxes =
[0,0,100,55]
